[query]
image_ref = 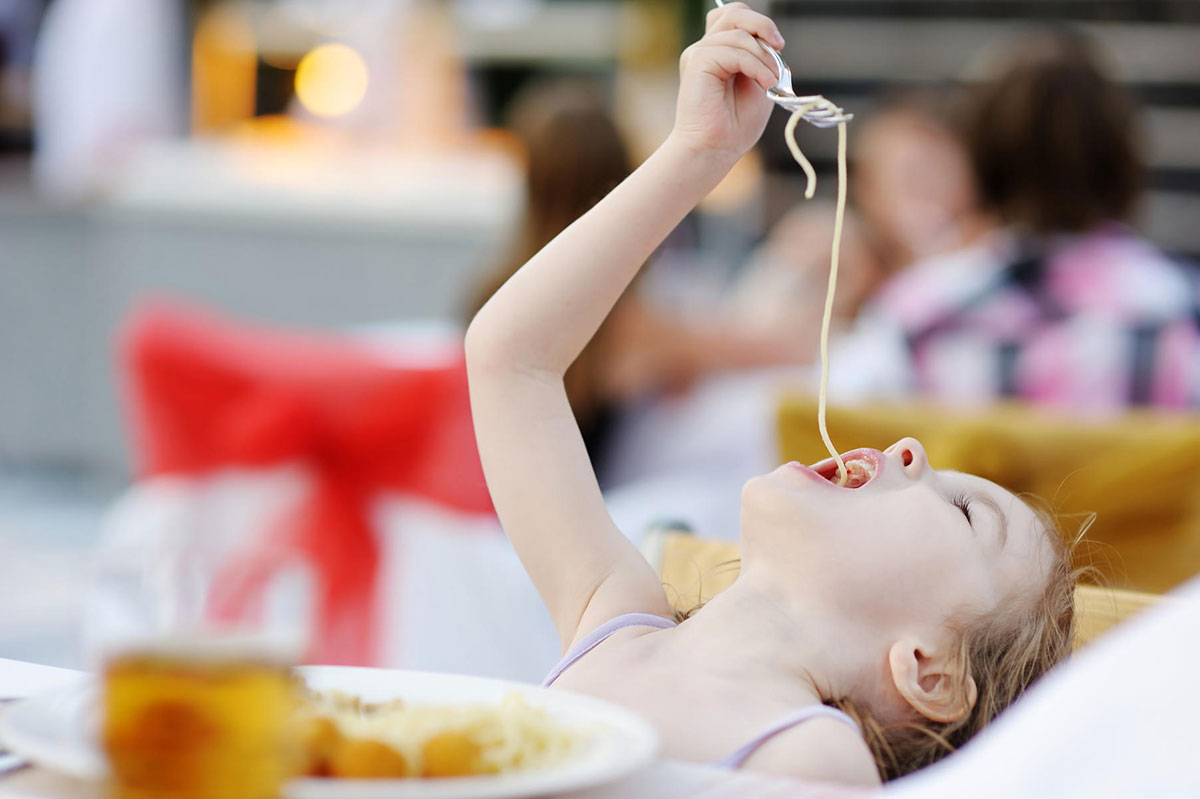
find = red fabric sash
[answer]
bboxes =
[121,302,493,665]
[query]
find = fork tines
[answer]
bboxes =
[772,95,853,128]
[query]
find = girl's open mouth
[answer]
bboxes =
[806,449,884,489]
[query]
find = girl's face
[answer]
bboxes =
[740,438,1052,631]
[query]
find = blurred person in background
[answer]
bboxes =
[727,92,990,359]
[31,0,183,199]
[839,26,1200,411]
[855,92,992,275]
[468,81,808,479]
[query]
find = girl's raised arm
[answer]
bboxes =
[465,3,784,650]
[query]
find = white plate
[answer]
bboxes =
[0,666,659,799]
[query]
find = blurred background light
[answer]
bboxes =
[294,42,369,119]
[192,3,257,134]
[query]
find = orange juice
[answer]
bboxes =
[102,646,297,799]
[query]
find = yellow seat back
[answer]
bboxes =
[778,398,1200,593]
[658,533,740,614]
[1072,583,1161,647]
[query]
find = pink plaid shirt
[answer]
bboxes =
[859,227,1200,411]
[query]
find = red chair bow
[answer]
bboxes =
[122,301,494,665]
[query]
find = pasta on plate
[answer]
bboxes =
[293,689,586,780]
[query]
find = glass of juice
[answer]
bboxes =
[101,639,299,799]
[87,477,316,798]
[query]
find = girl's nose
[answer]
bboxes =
[886,437,930,480]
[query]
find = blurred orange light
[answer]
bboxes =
[192,4,257,133]
[294,43,369,119]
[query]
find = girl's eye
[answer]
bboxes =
[951,494,974,526]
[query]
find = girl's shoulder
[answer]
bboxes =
[741,715,881,787]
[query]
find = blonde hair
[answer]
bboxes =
[677,504,1088,781]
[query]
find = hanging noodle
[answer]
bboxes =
[784,110,819,199]
[783,100,849,486]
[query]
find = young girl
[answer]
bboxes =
[466,3,1075,785]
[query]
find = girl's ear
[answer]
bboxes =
[887,639,977,723]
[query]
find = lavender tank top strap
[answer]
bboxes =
[542,612,676,687]
[717,705,861,769]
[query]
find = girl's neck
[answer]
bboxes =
[666,573,863,702]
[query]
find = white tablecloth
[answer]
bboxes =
[0,662,81,702]
[0,762,865,799]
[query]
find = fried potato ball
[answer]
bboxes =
[329,738,409,778]
[294,715,342,776]
[421,731,495,778]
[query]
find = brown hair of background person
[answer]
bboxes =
[466,82,634,463]
[966,27,1143,235]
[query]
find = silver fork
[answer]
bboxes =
[713,0,852,128]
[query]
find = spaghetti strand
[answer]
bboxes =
[783,106,819,199]
[783,102,849,486]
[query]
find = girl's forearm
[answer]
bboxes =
[466,135,737,376]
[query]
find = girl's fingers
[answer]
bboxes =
[695,42,780,92]
[706,4,785,50]
[697,29,780,85]
[705,1,748,32]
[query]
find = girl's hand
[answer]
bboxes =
[670,3,784,163]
